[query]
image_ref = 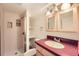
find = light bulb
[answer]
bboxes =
[61,3,70,10]
[46,11,52,16]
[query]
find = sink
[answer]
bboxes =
[45,41,64,49]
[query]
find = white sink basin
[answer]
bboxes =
[45,41,64,49]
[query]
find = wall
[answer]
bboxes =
[32,13,46,40]
[0,5,25,56]
[3,10,19,55]
[32,13,79,41]
[0,6,5,56]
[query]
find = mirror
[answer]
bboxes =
[60,9,74,32]
[48,17,55,29]
[47,15,56,31]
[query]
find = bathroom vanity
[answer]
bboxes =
[35,35,78,56]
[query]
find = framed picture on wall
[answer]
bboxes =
[7,22,12,28]
[16,19,21,27]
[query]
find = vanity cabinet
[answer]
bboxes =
[46,4,79,32]
[36,44,56,56]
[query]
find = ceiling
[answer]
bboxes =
[0,3,48,16]
[22,3,48,17]
[0,3,79,17]
[0,3,26,15]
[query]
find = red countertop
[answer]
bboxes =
[35,39,78,56]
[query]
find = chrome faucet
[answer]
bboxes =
[54,38,60,42]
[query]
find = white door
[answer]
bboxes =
[17,17,25,53]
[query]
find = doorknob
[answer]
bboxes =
[22,32,25,35]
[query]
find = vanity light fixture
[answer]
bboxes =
[54,6,58,11]
[46,8,53,16]
[46,10,51,16]
[54,3,61,11]
[46,3,61,16]
[61,3,70,10]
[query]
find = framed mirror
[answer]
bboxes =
[46,15,57,31]
[48,17,55,29]
[60,9,74,32]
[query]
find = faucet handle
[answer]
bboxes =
[54,38,60,42]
